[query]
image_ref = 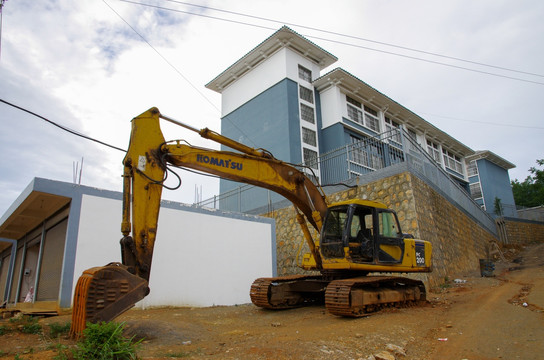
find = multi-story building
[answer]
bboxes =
[205,26,516,218]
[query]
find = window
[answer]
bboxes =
[347,104,363,124]
[442,149,463,174]
[300,103,315,124]
[470,182,483,199]
[299,85,314,104]
[378,211,401,238]
[298,65,312,82]
[349,135,384,170]
[407,128,418,141]
[363,106,380,132]
[467,160,478,177]
[385,117,401,143]
[303,148,318,169]
[345,96,380,132]
[350,136,368,166]
[347,96,361,108]
[302,127,317,146]
[426,140,441,163]
[369,142,384,169]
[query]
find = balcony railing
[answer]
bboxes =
[195,128,497,235]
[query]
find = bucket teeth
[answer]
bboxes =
[69,263,149,338]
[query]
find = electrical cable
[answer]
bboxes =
[102,0,218,113]
[421,112,544,130]
[0,98,127,152]
[119,0,544,86]
[0,0,6,60]
[161,0,544,79]
[102,0,259,148]
[321,183,358,189]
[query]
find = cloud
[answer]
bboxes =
[1,0,543,217]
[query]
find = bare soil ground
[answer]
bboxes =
[1,243,543,360]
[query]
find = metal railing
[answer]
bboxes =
[196,129,403,210]
[195,128,497,235]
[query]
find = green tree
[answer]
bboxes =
[511,159,544,207]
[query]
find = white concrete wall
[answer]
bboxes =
[222,48,289,116]
[73,195,274,308]
[320,86,344,129]
[285,49,321,83]
[221,47,323,116]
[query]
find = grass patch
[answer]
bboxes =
[8,315,42,334]
[73,321,141,360]
[0,324,11,335]
[49,321,71,338]
[48,343,72,360]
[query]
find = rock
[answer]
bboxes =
[386,343,406,356]
[374,351,395,360]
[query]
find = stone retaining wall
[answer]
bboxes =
[263,171,498,288]
[496,217,544,245]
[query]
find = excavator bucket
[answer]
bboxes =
[69,263,149,338]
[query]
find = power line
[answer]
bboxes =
[0,98,127,152]
[119,0,544,86]
[0,0,7,60]
[422,112,544,130]
[102,0,218,113]
[102,0,259,147]
[161,0,544,79]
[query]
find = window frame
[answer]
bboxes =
[442,148,464,174]
[467,160,479,177]
[384,116,401,143]
[426,140,441,164]
[345,95,380,132]
[298,65,312,82]
[303,147,319,169]
[469,182,483,200]
[302,127,317,146]
[300,103,315,124]
[299,85,314,104]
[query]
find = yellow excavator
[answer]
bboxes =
[70,108,432,336]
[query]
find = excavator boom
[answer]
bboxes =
[71,107,432,337]
[70,108,328,336]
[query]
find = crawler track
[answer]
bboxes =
[250,275,326,309]
[325,276,426,317]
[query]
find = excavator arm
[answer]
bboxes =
[70,108,328,336]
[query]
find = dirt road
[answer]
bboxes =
[1,244,543,359]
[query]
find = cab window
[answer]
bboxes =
[378,211,401,238]
[324,208,348,237]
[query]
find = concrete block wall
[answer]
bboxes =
[264,171,498,288]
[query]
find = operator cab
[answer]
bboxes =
[320,200,406,265]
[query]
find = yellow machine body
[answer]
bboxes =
[70,108,432,336]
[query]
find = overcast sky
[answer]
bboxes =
[1,0,543,217]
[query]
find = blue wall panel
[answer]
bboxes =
[219,79,301,212]
[477,159,516,216]
[320,123,345,153]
